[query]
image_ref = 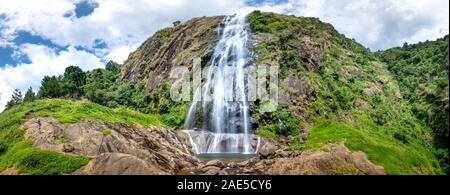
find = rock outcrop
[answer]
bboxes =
[22,117,200,175]
[267,142,385,175]
[119,16,223,92]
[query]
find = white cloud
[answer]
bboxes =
[272,0,449,50]
[0,44,103,111]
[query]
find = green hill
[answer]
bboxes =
[0,11,447,175]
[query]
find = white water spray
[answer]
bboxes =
[183,14,258,154]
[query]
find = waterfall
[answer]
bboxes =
[182,14,258,154]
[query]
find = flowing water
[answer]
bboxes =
[183,14,259,154]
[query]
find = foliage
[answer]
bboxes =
[0,141,89,175]
[63,66,86,98]
[5,89,22,110]
[37,75,65,98]
[23,87,35,103]
[302,119,440,175]
[0,101,90,174]
[377,35,449,174]
[249,11,444,174]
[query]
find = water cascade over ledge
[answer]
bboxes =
[182,14,260,154]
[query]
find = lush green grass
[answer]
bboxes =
[0,99,163,174]
[35,99,163,127]
[0,141,89,175]
[302,119,441,175]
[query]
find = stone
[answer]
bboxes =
[300,133,308,141]
[275,150,289,158]
[236,160,250,167]
[201,166,221,175]
[258,139,278,157]
[227,162,237,168]
[219,170,228,175]
[267,142,385,175]
[74,153,167,175]
[205,160,224,168]
[23,117,201,175]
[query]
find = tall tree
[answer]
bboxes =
[38,76,63,98]
[23,87,36,102]
[63,65,86,98]
[5,89,22,110]
[105,60,120,73]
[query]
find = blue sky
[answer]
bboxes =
[0,0,449,111]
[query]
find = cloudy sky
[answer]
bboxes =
[0,0,448,111]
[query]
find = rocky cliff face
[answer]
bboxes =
[119,16,222,92]
[115,11,442,174]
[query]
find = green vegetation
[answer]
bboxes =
[377,35,449,174]
[1,12,447,175]
[0,141,89,175]
[248,11,444,174]
[23,87,36,103]
[35,99,162,127]
[0,100,91,175]
[4,89,23,110]
[303,119,439,175]
[0,98,164,174]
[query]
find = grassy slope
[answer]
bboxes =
[0,99,163,175]
[248,11,442,174]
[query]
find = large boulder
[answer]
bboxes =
[267,142,385,175]
[73,153,167,175]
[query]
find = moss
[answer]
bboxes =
[102,129,112,136]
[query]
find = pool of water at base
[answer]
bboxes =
[197,153,256,162]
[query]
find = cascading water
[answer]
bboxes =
[182,14,260,154]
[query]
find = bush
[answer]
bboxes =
[393,132,408,144]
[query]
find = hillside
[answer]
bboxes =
[115,11,443,174]
[0,11,447,175]
[376,35,449,173]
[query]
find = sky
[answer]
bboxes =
[0,0,449,111]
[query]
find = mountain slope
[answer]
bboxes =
[246,11,440,174]
[116,11,443,174]
[0,11,445,175]
[376,35,449,173]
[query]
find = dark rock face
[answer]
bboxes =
[293,36,325,72]
[119,16,223,92]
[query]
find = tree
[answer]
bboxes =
[5,89,22,110]
[172,20,181,27]
[38,76,64,98]
[23,87,35,102]
[63,66,86,98]
[105,60,120,73]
